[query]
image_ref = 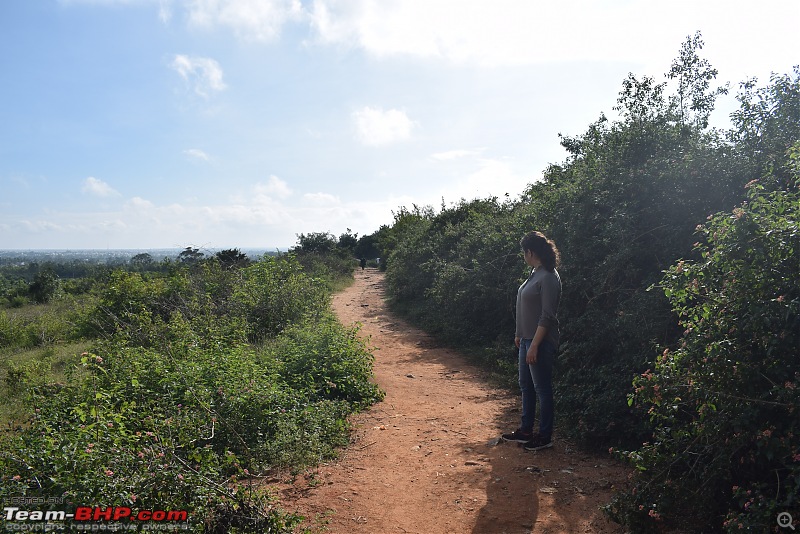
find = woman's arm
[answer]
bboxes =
[526,325,548,364]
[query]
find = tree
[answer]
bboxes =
[729,66,800,189]
[130,253,154,268]
[337,228,358,255]
[293,232,337,255]
[354,233,381,261]
[29,266,61,304]
[214,249,250,270]
[666,31,728,130]
[177,247,205,265]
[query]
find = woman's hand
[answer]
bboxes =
[514,337,521,348]
[526,343,539,365]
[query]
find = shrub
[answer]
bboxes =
[608,144,800,532]
[0,252,383,532]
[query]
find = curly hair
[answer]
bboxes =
[520,231,560,272]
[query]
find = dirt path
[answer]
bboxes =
[278,269,629,534]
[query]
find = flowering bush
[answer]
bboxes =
[608,144,800,532]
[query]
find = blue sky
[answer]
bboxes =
[1,0,798,250]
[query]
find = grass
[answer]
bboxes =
[0,296,92,427]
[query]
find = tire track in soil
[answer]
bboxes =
[277,269,629,534]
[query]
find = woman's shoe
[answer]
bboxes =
[523,435,553,451]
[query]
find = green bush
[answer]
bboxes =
[0,252,383,532]
[608,144,800,532]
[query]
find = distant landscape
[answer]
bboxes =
[0,248,280,265]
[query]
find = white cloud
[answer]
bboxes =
[186,0,305,42]
[2,180,418,250]
[430,149,483,161]
[158,0,172,23]
[308,0,610,66]
[303,192,340,206]
[352,106,414,146]
[307,0,800,77]
[183,148,211,162]
[254,175,293,200]
[126,196,155,211]
[82,177,121,197]
[170,54,227,98]
[436,159,531,202]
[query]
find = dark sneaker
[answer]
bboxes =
[500,429,533,443]
[523,435,553,451]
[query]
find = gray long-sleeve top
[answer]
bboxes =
[515,267,562,348]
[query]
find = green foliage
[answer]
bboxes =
[730,66,800,189]
[0,300,85,350]
[337,228,359,254]
[385,199,521,354]
[233,255,329,342]
[291,232,359,288]
[178,246,206,265]
[608,145,800,532]
[130,252,154,268]
[294,231,338,255]
[666,31,729,130]
[82,255,327,345]
[29,266,62,304]
[0,251,383,532]
[354,232,382,261]
[214,248,251,270]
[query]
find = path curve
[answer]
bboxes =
[279,269,627,534]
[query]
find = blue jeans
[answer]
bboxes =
[518,338,555,439]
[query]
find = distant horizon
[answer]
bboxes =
[0,248,285,261]
[0,247,284,252]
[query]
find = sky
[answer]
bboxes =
[1,0,798,250]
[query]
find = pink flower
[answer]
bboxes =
[105,470,114,477]
[12,475,21,481]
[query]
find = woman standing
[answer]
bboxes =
[501,231,562,451]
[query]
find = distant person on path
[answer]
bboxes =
[501,231,562,451]
[360,257,367,271]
